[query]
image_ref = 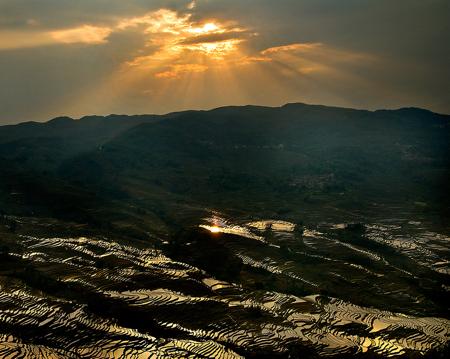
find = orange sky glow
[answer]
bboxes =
[55,4,372,119]
[0,0,447,123]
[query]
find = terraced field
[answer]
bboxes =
[0,213,448,358]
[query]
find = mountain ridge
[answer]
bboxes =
[1,102,448,130]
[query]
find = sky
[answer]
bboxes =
[0,0,449,124]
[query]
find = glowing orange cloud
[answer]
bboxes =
[155,63,208,79]
[118,9,249,61]
[0,25,112,49]
[50,25,112,44]
[115,7,253,78]
[117,9,191,35]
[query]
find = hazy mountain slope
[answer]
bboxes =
[58,104,450,222]
[0,114,161,220]
[0,114,164,170]
[0,103,449,225]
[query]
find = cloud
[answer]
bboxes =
[155,63,208,78]
[0,0,188,30]
[178,30,250,45]
[187,1,196,10]
[0,25,112,49]
[258,42,375,75]
[0,6,247,54]
[117,9,191,35]
[261,43,322,55]
[0,30,52,50]
[50,25,112,44]
[117,8,252,70]
[236,56,272,65]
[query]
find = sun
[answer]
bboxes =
[190,22,220,34]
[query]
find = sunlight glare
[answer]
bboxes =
[190,22,220,34]
[209,226,222,233]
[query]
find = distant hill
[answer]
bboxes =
[0,103,449,228]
